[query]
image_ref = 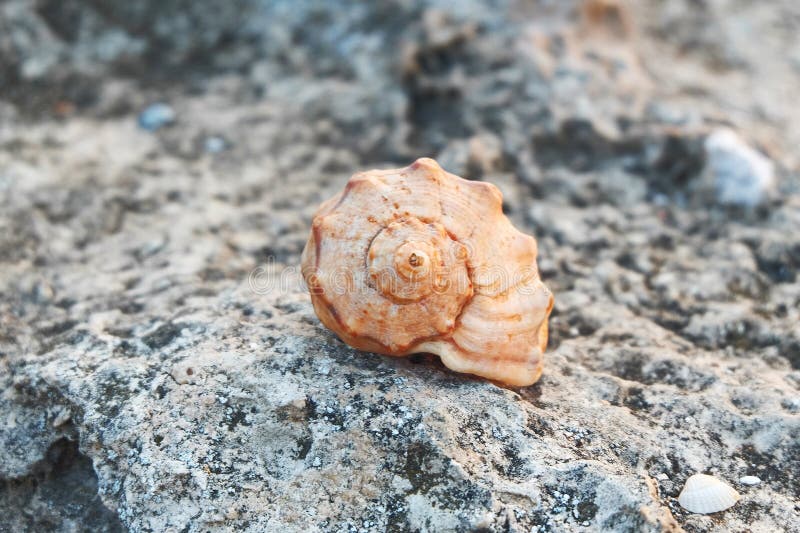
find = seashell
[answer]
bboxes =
[678,474,740,514]
[301,158,554,386]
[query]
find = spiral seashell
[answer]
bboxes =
[301,158,554,386]
[677,474,740,514]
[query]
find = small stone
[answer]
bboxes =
[204,136,227,153]
[739,475,761,486]
[780,398,800,413]
[655,473,669,481]
[138,103,176,131]
[52,408,71,427]
[704,128,775,207]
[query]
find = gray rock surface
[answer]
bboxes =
[1,0,799,531]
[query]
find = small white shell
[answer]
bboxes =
[738,475,761,486]
[678,474,740,514]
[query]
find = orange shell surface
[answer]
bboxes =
[300,158,554,386]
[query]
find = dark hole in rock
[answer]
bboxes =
[0,439,123,532]
[142,322,186,350]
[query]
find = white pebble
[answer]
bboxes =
[204,136,227,153]
[704,128,775,207]
[739,475,761,486]
[138,103,175,131]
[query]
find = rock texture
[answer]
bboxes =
[1,0,799,532]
